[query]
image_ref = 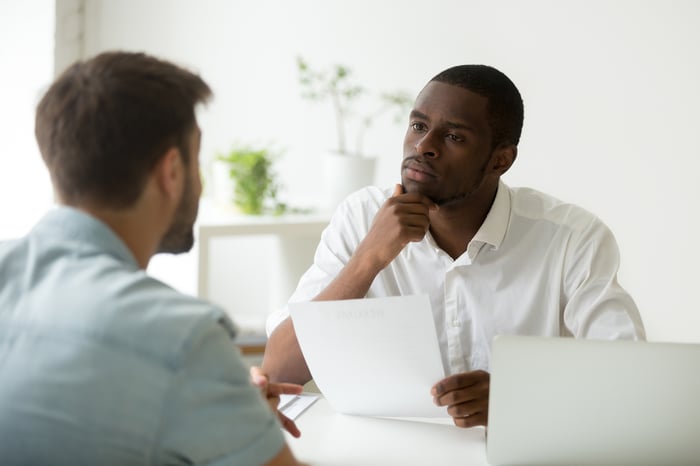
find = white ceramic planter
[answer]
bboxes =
[322,153,376,213]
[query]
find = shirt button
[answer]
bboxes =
[452,319,460,327]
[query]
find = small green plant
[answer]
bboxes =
[217,145,286,215]
[297,56,413,157]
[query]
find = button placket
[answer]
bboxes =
[445,266,469,373]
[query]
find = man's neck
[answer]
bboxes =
[73,203,162,270]
[428,183,498,260]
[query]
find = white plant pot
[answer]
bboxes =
[323,153,376,213]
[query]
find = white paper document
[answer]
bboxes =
[278,393,319,420]
[289,294,448,418]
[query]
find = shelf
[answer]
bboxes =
[196,205,330,343]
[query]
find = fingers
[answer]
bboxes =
[250,366,304,437]
[421,195,438,212]
[381,183,436,232]
[397,212,432,230]
[431,370,489,398]
[437,389,489,428]
[359,184,435,269]
[433,381,488,409]
[452,411,488,429]
[390,191,436,211]
[250,366,268,388]
[384,199,434,234]
[446,398,485,419]
[278,411,302,438]
[250,367,303,396]
[431,370,490,428]
[251,365,301,400]
[267,381,304,397]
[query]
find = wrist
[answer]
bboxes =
[349,248,388,278]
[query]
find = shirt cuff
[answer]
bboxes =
[266,306,290,336]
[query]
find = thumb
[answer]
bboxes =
[392,183,404,197]
[249,366,268,388]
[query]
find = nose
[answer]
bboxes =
[414,130,439,158]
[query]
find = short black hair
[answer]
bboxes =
[430,65,523,148]
[35,51,212,208]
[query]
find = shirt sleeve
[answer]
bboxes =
[154,315,285,466]
[562,216,646,340]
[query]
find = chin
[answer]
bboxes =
[402,181,438,203]
[157,229,194,254]
[402,179,424,193]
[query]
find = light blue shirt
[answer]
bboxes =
[0,207,285,465]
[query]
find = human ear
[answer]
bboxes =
[490,144,517,175]
[153,147,184,201]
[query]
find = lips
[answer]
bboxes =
[403,159,437,182]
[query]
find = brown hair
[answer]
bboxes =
[35,51,212,208]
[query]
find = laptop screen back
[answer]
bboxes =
[487,336,700,465]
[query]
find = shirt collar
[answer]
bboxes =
[470,179,511,251]
[33,205,140,269]
[422,180,512,263]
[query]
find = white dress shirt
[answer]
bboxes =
[268,181,645,375]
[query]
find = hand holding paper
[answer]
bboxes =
[290,294,447,418]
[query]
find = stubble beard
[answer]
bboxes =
[157,174,197,254]
[425,158,490,207]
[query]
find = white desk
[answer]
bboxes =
[286,397,488,465]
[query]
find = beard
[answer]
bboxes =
[157,172,198,254]
[433,163,487,206]
[404,155,490,207]
[433,189,478,207]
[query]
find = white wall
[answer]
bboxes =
[62,0,699,342]
[0,0,54,238]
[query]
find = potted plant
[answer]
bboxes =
[216,145,287,215]
[296,57,412,211]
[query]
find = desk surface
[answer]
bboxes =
[285,397,488,465]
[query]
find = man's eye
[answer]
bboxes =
[411,122,426,131]
[446,133,464,142]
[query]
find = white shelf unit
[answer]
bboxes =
[197,213,329,347]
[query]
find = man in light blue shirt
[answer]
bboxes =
[0,51,303,466]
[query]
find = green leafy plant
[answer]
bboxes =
[217,146,286,215]
[297,56,413,157]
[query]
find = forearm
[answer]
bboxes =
[262,318,312,385]
[314,249,384,301]
[262,251,383,383]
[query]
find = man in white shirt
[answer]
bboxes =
[262,64,645,428]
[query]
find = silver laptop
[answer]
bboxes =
[487,335,700,465]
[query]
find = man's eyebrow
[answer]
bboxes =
[409,110,429,120]
[409,110,474,131]
[445,120,473,131]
